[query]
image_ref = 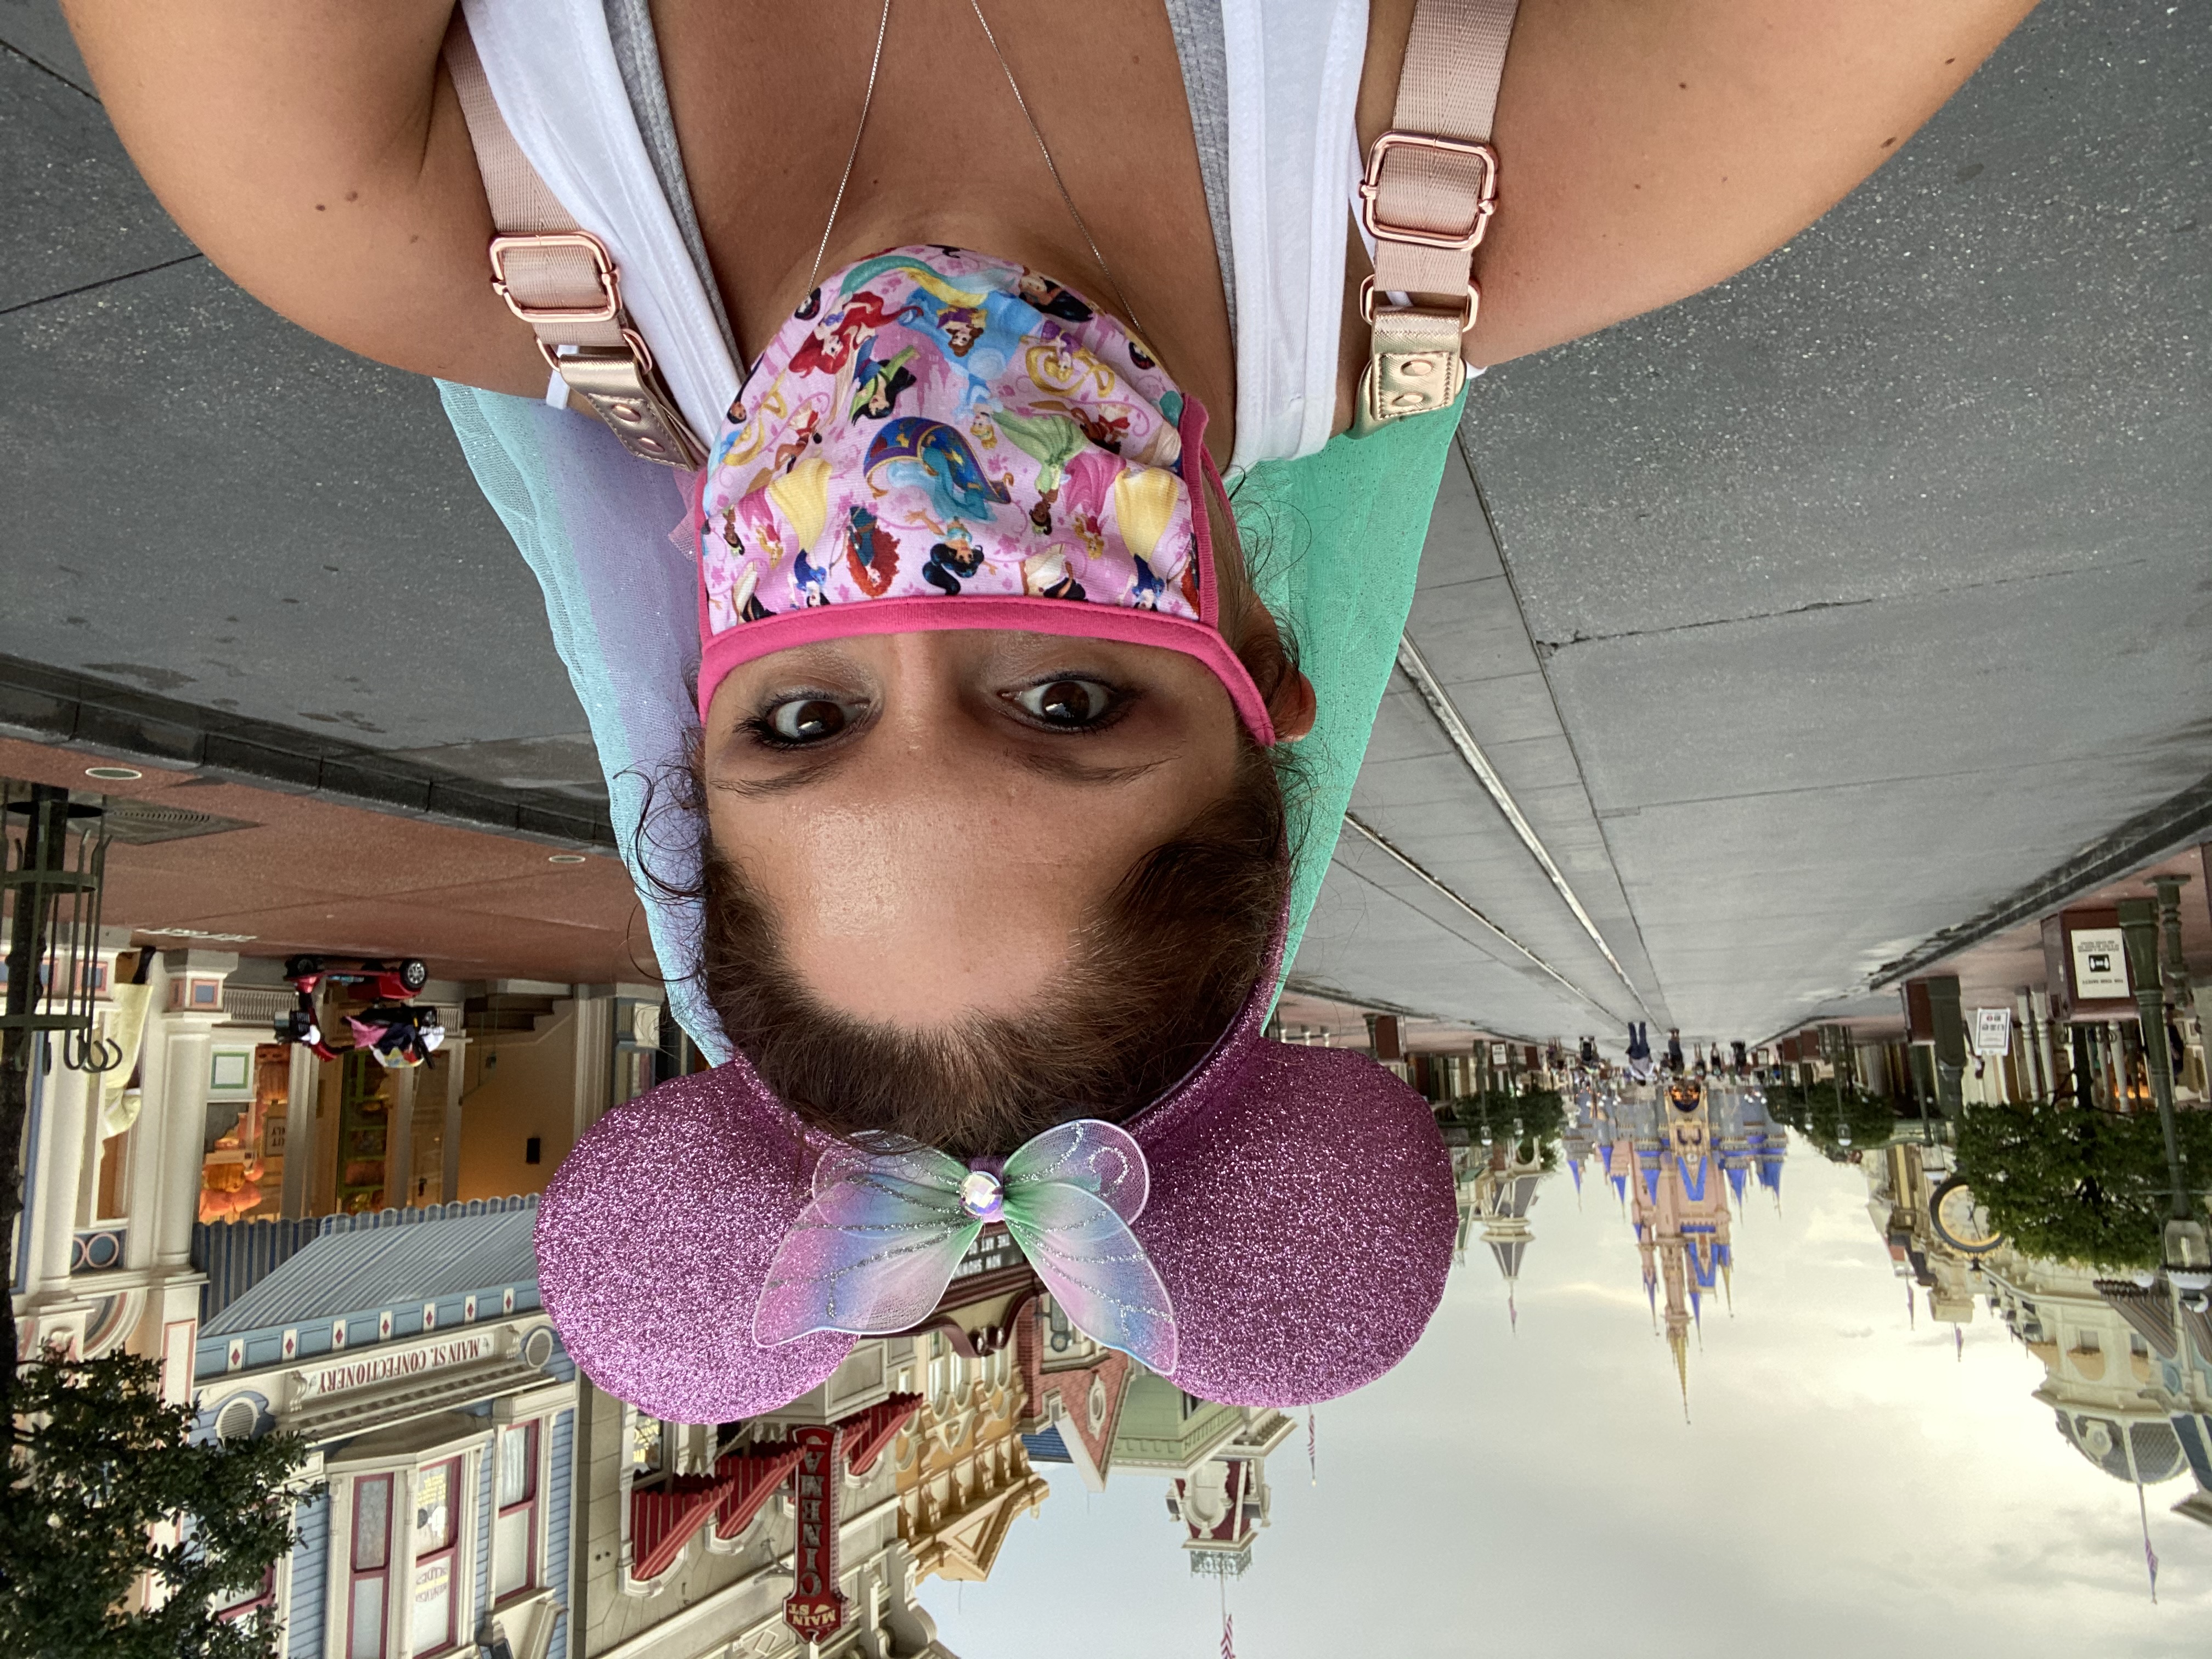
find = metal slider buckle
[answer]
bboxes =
[537,327,657,379]
[1359,275,1480,334]
[1358,131,1499,253]
[488,230,622,324]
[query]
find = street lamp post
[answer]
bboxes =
[3,781,121,1401]
[2119,896,2208,1289]
[2151,875,2192,1002]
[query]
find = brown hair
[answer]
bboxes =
[669,599,1302,1159]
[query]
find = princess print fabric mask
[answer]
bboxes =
[693,247,1276,743]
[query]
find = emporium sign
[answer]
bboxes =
[298,1333,496,1398]
[783,1423,847,1642]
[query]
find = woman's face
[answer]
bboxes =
[702,629,1248,1027]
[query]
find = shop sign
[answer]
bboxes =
[1972,1008,2013,1057]
[2070,928,2129,1000]
[298,1333,495,1399]
[783,1424,847,1643]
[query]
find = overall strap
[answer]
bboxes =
[444,16,707,468]
[1354,0,1521,434]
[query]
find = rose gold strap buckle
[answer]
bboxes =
[488,231,622,324]
[537,326,657,378]
[1359,274,1481,333]
[1358,131,1499,253]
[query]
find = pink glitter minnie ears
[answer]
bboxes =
[535,926,1458,1420]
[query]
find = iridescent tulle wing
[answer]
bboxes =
[1001,1119,1149,1223]
[754,1145,978,1345]
[1002,1180,1177,1375]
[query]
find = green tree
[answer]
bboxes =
[1447,1087,1566,1168]
[2,1347,316,1659]
[1765,1079,1903,1161]
[1954,1102,2212,1271]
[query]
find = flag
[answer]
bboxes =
[1221,1611,1236,1659]
[2138,1480,2159,1603]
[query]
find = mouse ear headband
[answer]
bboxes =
[535,921,1457,1419]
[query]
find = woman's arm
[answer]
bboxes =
[1358,0,2044,368]
[61,0,546,394]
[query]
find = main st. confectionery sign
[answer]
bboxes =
[297,1333,498,1399]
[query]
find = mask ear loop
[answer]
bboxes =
[1175,397,1227,630]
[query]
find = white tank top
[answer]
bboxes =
[459,0,1366,468]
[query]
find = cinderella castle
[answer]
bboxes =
[1453,1069,1786,1408]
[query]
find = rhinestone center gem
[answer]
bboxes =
[959,1169,1005,1221]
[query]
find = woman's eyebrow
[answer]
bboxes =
[1013,751,1167,786]
[708,756,850,799]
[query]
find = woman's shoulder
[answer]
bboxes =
[66,0,554,398]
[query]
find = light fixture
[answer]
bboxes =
[3,782,122,1074]
[546,853,588,865]
[83,765,142,782]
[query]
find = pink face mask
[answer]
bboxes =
[693,247,1274,744]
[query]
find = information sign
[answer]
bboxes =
[2070,927,2130,1000]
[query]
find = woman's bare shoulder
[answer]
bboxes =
[1356,0,2042,371]
[63,0,545,395]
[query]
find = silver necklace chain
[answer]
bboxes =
[806,0,1148,343]
[806,0,895,297]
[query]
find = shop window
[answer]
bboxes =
[199,1044,291,1225]
[336,1050,393,1215]
[215,1563,276,1625]
[348,1474,393,1659]
[631,1415,666,1491]
[494,1423,539,1601]
[411,1457,462,1654]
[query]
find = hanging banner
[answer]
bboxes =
[783,1424,847,1643]
[1972,1007,2013,1057]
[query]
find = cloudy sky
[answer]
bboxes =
[919,1136,2210,1657]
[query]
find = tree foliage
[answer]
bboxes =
[1,1347,316,1659]
[1954,1101,2212,1271]
[1447,1087,1566,1167]
[1765,1079,1905,1162]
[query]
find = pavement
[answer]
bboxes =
[4,0,2207,1042]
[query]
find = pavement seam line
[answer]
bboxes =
[0,37,98,101]
[1528,556,2162,654]
[1339,812,1622,1024]
[0,252,206,319]
[1392,631,1652,1019]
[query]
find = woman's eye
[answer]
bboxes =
[1014,678,1116,727]
[761,696,856,743]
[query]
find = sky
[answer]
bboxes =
[919,1136,2211,1658]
